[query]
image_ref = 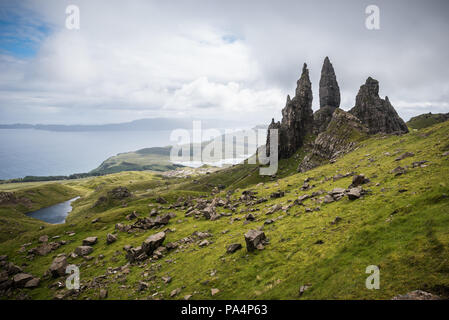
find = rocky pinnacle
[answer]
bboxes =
[349,77,409,134]
[319,56,340,109]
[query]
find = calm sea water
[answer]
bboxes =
[0,129,174,180]
[26,196,80,224]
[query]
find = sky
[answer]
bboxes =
[0,0,448,126]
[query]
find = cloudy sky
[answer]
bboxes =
[0,0,448,125]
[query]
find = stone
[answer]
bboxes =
[211,288,220,296]
[391,166,407,176]
[170,287,181,297]
[75,246,93,256]
[299,284,312,297]
[244,230,267,252]
[319,57,340,110]
[331,216,342,225]
[392,290,440,300]
[349,174,370,188]
[24,277,40,288]
[99,289,108,299]
[106,233,117,245]
[227,243,242,254]
[156,197,167,204]
[82,237,98,246]
[323,195,334,204]
[49,255,68,278]
[108,186,131,199]
[395,152,415,161]
[162,276,172,284]
[142,232,166,255]
[245,213,255,221]
[349,77,408,134]
[347,187,362,200]
[199,240,210,247]
[38,235,49,243]
[126,211,138,220]
[13,273,34,288]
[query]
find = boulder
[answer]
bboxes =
[13,273,34,288]
[82,237,98,246]
[347,187,362,200]
[227,243,242,254]
[349,174,370,188]
[75,246,93,256]
[142,232,166,255]
[49,255,68,278]
[24,277,40,288]
[395,152,415,161]
[106,233,117,245]
[244,230,267,252]
[38,235,49,243]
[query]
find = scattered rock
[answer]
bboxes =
[244,230,267,252]
[75,246,93,256]
[170,287,181,297]
[395,152,415,161]
[211,288,220,296]
[392,290,440,300]
[38,235,49,243]
[82,237,98,246]
[13,273,34,288]
[142,232,166,255]
[106,233,117,245]
[99,289,108,299]
[49,255,68,278]
[227,243,242,254]
[349,174,370,188]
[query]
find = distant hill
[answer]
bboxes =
[407,112,449,129]
[0,118,250,132]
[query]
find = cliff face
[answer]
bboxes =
[298,109,368,172]
[266,58,408,171]
[349,77,409,135]
[266,64,313,159]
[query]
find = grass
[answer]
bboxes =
[0,121,449,300]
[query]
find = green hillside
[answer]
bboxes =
[407,112,449,129]
[1,121,449,300]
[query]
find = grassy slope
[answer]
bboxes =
[0,121,449,300]
[407,112,449,129]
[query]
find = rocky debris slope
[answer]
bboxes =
[299,109,369,172]
[349,77,408,135]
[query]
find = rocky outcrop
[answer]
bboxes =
[299,109,368,172]
[349,77,408,134]
[314,57,340,134]
[266,64,314,159]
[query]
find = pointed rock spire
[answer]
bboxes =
[266,63,314,159]
[319,56,340,109]
[349,77,408,134]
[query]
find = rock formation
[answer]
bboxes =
[298,109,368,172]
[314,57,341,134]
[266,63,314,159]
[349,77,408,134]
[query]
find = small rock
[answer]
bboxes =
[392,290,440,300]
[38,235,49,243]
[99,289,108,299]
[75,246,94,256]
[170,287,181,297]
[227,243,242,254]
[211,288,220,296]
[106,233,117,245]
[244,230,267,252]
[82,237,98,246]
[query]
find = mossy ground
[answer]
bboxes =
[1,121,449,300]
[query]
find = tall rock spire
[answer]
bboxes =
[349,77,408,134]
[266,63,314,159]
[319,56,340,109]
[314,57,341,134]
